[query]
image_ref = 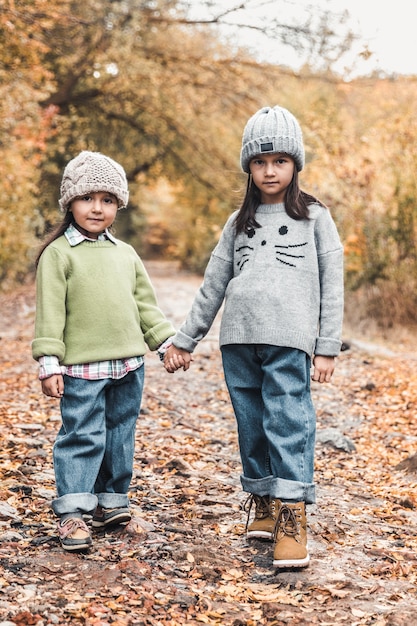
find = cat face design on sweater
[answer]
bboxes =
[236,224,308,270]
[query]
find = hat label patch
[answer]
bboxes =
[260,142,274,152]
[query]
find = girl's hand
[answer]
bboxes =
[312,355,335,383]
[164,345,193,373]
[41,374,64,398]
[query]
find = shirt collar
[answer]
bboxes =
[65,223,117,246]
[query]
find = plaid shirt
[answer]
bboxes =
[38,225,143,381]
[38,354,143,380]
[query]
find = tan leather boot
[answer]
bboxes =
[273,501,309,568]
[246,495,280,540]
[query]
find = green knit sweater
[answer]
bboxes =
[32,236,175,365]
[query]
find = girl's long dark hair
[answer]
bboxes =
[34,211,75,268]
[234,168,324,235]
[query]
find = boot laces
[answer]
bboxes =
[244,494,270,530]
[274,504,301,541]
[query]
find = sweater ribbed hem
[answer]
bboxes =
[219,327,315,357]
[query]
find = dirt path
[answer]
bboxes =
[0,261,417,625]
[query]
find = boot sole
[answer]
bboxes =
[247,530,274,541]
[273,554,310,568]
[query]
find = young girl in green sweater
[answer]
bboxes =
[33,151,175,551]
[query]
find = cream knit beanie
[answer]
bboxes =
[59,151,129,211]
[240,106,305,173]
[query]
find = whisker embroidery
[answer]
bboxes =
[276,258,297,267]
[275,242,308,249]
[237,254,251,270]
[276,251,305,259]
[275,242,307,267]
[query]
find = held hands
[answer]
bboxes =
[41,374,64,398]
[312,355,335,383]
[164,345,193,373]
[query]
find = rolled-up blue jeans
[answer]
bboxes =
[51,367,144,517]
[221,345,316,504]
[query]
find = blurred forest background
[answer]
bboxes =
[1,0,417,331]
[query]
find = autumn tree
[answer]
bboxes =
[0,0,67,283]
[294,77,417,328]
[0,0,357,280]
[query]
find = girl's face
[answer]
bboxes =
[70,191,118,239]
[249,153,295,204]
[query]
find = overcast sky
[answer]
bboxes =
[328,0,416,76]
[187,0,416,78]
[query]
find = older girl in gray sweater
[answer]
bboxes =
[164,106,344,569]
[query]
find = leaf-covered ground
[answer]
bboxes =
[1,261,417,626]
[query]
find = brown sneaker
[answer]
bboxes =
[92,506,131,529]
[245,495,280,540]
[58,516,92,552]
[273,502,309,568]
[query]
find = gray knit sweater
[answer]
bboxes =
[173,202,344,357]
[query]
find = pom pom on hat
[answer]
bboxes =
[240,106,305,173]
[59,151,129,211]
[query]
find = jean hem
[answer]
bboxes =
[97,492,130,508]
[240,474,316,504]
[52,492,98,516]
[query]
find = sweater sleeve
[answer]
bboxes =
[32,246,68,362]
[134,256,176,351]
[173,217,235,353]
[314,208,344,356]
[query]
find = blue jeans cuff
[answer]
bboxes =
[240,475,316,504]
[97,493,130,508]
[52,492,98,516]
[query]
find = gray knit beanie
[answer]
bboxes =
[59,151,129,211]
[240,106,305,173]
